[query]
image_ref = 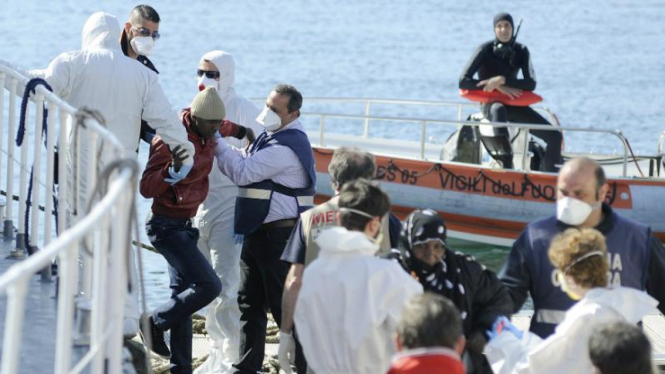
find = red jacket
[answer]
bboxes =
[387,348,466,374]
[140,109,239,219]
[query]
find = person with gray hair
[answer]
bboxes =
[278,147,399,372]
[589,322,656,374]
[388,293,466,374]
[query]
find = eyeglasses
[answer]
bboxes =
[132,26,160,40]
[197,69,221,79]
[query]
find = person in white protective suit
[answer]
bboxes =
[485,228,658,374]
[292,179,423,374]
[7,12,196,337]
[193,50,262,374]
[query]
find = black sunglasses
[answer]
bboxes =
[132,26,160,40]
[197,69,221,79]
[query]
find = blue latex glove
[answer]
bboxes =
[487,316,523,341]
[164,164,192,185]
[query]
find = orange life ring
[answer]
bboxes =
[460,89,543,106]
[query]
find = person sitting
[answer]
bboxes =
[485,228,658,374]
[459,12,562,171]
[588,321,657,374]
[384,209,512,374]
[293,179,423,374]
[388,292,466,374]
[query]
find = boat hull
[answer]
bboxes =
[313,147,665,246]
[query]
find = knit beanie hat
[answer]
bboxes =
[493,12,514,28]
[191,87,225,120]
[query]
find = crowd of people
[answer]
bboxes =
[2,5,664,374]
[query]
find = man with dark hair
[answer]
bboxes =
[500,157,665,338]
[589,322,655,374]
[119,4,162,147]
[278,147,393,372]
[389,293,466,374]
[293,180,423,374]
[214,84,316,373]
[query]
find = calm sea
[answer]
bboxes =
[1,0,663,307]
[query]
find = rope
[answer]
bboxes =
[16,78,55,252]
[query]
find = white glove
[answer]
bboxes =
[278,331,296,374]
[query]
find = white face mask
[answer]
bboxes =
[130,36,155,56]
[256,106,282,132]
[556,197,600,226]
[198,76,220,92]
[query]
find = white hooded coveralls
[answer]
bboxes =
[294,227,423,374]
[193,50,263,374]
[485,287,658,374]
[28,12,195,335]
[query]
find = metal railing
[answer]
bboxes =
[0,65,139,373]
[299,110,631,176]
[295,96,559,132]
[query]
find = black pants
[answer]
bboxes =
[232,225,307,373]
[482,102,563,172]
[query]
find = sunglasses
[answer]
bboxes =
[132,26,160,40]
[197,69,221,79]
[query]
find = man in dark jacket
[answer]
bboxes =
[459,12,562,171]
[499,157,665,339]
[140,87,249,372]
[120,4,162,147]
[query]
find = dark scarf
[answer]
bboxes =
[398,210,468,319]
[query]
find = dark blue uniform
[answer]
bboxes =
[500,203,665,338]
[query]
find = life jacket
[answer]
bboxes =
[234,128,316,235]
[300,195,392,267]
[526,212,650,338]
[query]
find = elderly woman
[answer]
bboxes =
[485,228,658,374]
[385,209,513,374]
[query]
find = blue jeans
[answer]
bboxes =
[147,214,223,374]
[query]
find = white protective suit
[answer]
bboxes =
[27,12,195,336]
[193,50,262,374]
[294,227,423,374]
[485,287,658,374]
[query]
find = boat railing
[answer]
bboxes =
[0,65,139,373]
[294,97,559,135]
[299,110,632,177]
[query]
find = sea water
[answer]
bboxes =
[1,0,663,307]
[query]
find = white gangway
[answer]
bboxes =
[0,65,140,373]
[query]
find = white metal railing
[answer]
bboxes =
[299,110,632,176]
[0,65,139,373]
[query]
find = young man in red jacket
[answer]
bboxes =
[140,87,248,373]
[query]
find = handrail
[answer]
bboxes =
[0,169,133,293]
[299,110,631,176]
[250,96,559,125]
[0,64,139,374]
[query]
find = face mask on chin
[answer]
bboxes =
[256,106,282,132]
[130,35,155,56]
[557,272,583,301]
[198,76,219,92]
[556,196,601,226]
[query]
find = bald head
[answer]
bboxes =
[557,157,608,204]
[559,158,606,191]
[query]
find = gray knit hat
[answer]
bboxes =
[191,87,225,120]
